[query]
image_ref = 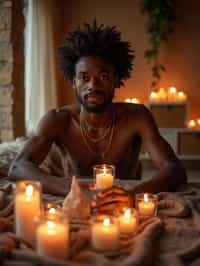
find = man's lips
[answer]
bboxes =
[84,92,105,103]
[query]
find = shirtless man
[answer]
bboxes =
[9,21,187,210]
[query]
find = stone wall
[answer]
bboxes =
[0,0,25,143]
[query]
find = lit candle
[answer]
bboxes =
[136,193,157,217]
[15,181,41,243]
[125,98,132,103]
[36,206,69,260]
[158,88,167,102]
[94,164,115,190]
[177,91,187,102]
[131,98,140,104]
[91,215,120,251]
[188,119,196,128]
[168,86,177,102]
[197,118,200,128]
[149,91,159,102]
[118,208,138,234]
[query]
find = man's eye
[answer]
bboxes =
[101,74,109,80]
[79,76,89,81]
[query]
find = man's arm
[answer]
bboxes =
[8,110,71,196]
[131,105,187,194]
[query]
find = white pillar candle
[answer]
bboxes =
[168,86,177,102]
[37,220,69,260]
[136,193,157,217]
[15,181,41,243]
[118,208,138,234]
[91,216,120,251]
[94,164,115,190]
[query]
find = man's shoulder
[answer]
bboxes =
[114,102,148,117]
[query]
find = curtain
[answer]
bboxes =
[24,0,57,135]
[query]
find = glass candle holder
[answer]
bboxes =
[93,164,115,190]
[91,214,120,251]
[15,180,41,243]
[115,207,139,235]
[36,204,69,260]
[135,193,158,218]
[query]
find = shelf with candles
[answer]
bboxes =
[148,88,189,129]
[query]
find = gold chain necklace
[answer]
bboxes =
[79,114,115,159]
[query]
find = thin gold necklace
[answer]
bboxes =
[79,113,115,158]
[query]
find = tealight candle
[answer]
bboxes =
[36,205,69,260]
[91,215,120,251]
[125,98,132,103]
[158,88,167,102]
[117,208,138,234]
[94,164,115,190]
[136,193,157,217]
[15,181,41,243]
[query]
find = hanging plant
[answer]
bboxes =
[140,0,176,89]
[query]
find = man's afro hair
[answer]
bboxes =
[58,20,135,88]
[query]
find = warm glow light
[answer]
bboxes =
[125,98,131,103]
[144,193,149,202]
[131,98,140,104]
[188,120,196,128]
[47,221,56,228]
[178,91,184,97]
[169,87,177,94]
[124,209,131,218]
[25,185,33,197]
[103,218,110,226]
[103,165,106,175]
[49,208,56,215]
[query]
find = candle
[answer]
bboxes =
[158,88,167,102]
[188,119,196,128]
[118,208,138,234]
[136,193,157,217]
[36,206,69,260]
[15,181,41,243]
[91,215,120,251]
[197,118,200,128]
[125,98,132,103]
[177,91,187,102]
[94,164,115,190]
[168,86,177,102]
[149,91,159,102]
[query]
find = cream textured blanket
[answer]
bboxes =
[0,179,200,266]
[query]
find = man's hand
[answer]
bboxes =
[91,186,133,213]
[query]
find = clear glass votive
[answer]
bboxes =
[36,203,69,260]
[135,193,158,218]
[91,214,120,251]
[93,164,115,190]
[15,180,41,243]
[115,207,139,235]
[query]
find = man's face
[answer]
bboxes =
[73,56,116,113]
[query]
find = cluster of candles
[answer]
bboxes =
[124,98,140,104]
[187,118,200,129]
[15,164,158,259]
[149,87,187,103]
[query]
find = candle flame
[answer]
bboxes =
[150,91,157,98]
[178,91,184,97]
[103,218,110,226]
[132,98,140,104]
[49,208,56,214]
[169,87,177,94]
[144,193,149,202]
[124,208,131,218]
[197,119,200,125]
[125,98,131,103]
[25,185,33,197]
[188,119,196,128]
[103,165,106,175]
[47,221,56,228]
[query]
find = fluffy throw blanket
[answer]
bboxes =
[0,179,200,266]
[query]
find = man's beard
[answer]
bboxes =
[75,89,114,113]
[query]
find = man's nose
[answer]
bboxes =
[88,77,98,89]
